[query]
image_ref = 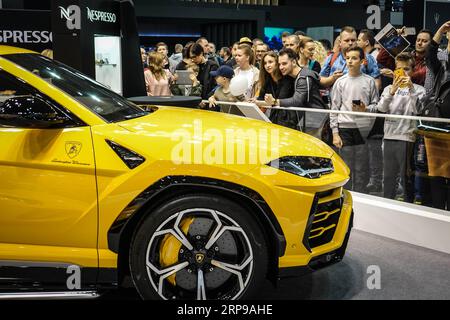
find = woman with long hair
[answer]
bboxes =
[253,51,295,128]
[144,51,174,96]
[234,44,260,100]
[298,37,321,73]
[313,40,328,67]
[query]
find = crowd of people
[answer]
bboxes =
[139,21,450,211]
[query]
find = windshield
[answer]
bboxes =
[3,53,148,123]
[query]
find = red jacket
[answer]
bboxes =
[377,48,426,85]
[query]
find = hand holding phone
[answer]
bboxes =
[404,27,416,36]
[352,99,366,112]
[394,68,408,88]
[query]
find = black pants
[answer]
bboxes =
[383,140,415,202]
[338,128,369,193]
[367,137,383,188]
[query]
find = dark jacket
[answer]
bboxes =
[279,68,326,110]
[257,76,297,129]
[198,59,219,99]
[378,47,427,85]
[225,57,237,69]
[426,40,450,90]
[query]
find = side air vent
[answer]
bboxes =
[105,140,145,169]
[302,188,343,252]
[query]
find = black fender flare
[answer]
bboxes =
[107,176,287,284]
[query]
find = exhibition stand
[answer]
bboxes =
[0,0,146,97]
[352,192,450,254]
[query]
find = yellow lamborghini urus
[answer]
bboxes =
[0,46,353,300]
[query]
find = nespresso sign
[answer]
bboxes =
[58,5,117,29]
[0,9,52,51]
[87,7,116,23]
[0,30,52,44]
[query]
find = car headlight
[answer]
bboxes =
[267,156,334,179]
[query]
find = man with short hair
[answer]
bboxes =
[189,43,219,99]
[225,42,239,68]
[377,29,432,87]
[252,38,264,47]
[255,43,269,69]
[281,31,291,47]
[207,42,216,55]
[320,26,381,89]
[207,42,222,65]
[196,37,209,55]
[169,43,183,73]
[156,42,170,70]
[219,47,232,65]
[264,48,325,130]
[357,29,379,60]
[284,35,300,54]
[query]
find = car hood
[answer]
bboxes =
[116,107,335,164]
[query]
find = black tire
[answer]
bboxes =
[129,194,268,300]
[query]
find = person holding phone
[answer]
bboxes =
[377,27,432,86]
[320,26,381,90]
[362,53,426,202]
[170,63,202,97]
[330,47,379,192]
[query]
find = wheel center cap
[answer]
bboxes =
[195,253,205,264]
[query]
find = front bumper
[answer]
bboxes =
[278,190,354,278]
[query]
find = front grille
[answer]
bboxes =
[302,189,343,252]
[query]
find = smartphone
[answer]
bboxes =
[174,70,192,85]
[352,99,361,105]
[394,68,408,88]
[394,68,406,78]
[404,27,416,36]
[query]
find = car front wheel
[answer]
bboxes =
[129,194,268,300]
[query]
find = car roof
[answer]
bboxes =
[0,45,37,55]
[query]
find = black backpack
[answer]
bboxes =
[419,60,450,132]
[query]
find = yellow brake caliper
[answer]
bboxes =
[159,216,195,285]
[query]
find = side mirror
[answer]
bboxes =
[0,95,71,129]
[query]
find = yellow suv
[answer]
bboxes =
[0,46,353,300]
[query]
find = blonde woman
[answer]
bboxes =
[144,51,174,96]
[41,49,53,59]
[234,44,259,100]
[298,37,321,73]
[313,40,328,67]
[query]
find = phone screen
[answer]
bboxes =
[394,68,405,78]
[394,68,408,88]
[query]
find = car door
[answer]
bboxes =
[0,69,98,290]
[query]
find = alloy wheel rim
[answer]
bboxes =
[145,208,254,300]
